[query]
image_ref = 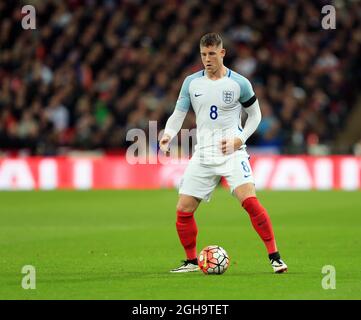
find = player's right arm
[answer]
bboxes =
[159,109,188,152]
[159,77,191,153]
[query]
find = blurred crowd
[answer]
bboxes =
[0,0,360,155]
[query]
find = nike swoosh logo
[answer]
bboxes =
[244,175,251,178]
[195,94,203,97]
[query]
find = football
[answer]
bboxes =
[198,245,230,275]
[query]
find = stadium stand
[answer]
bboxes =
[0,0,360,155]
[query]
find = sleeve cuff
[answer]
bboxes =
[236,129,247,145]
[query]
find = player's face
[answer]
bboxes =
[200,45,225,74]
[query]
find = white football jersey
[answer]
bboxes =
[175,68,256,164]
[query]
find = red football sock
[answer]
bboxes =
[176,210,198,260]
[242,197,277,254]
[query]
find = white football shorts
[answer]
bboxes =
[178,150,254,202]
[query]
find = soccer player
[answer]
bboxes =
[159,33,287,274]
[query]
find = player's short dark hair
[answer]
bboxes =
[200,33,223,48]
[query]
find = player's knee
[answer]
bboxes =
[176,203,195,213]
[176,195,200,213]
[176,200,198,213]
[234,183,256,204]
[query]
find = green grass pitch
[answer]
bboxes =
[0,189,360,300]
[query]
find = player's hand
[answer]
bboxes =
[159,134,171,155]
[220,138,243,155]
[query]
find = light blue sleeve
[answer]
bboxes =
[230,73,255,104]
[239,77,255,103]
[175,76,192,112]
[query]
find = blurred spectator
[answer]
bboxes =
[354,137,361,156]
[256,100,281,147]
[45,94,69,132]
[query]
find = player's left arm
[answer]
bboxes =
[236,76,262,146]
[221,78,261,154]
[221,99,261,154]
[236,98,262,145]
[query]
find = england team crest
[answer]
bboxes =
[223,90,234,104]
